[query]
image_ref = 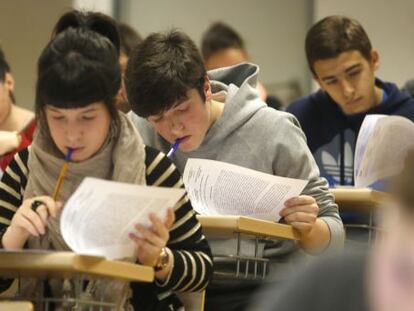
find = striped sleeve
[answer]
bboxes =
[144,146,213,292]
[0,149,29,292]
[0,149,29,235]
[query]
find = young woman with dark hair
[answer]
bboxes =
[0,10,212,310]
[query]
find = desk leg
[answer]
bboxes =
[368,207,373,243]
[236,233,241,278]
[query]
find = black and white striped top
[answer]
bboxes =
[0,146,213,310]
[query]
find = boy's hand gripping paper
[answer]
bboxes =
[183,158,308,221]
[60,177,185,260]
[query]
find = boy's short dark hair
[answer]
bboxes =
[305,15,372,75]
[201,22,245,61]
[118,22,142,57]
[125,30,206,118]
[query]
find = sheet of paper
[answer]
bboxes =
[355,115,414,188]
[183,159,308,221]
[61,177,185,260]
[354,114,386,186]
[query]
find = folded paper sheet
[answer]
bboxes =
[61,177,185,259]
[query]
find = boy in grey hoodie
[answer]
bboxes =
[125,30,344,311]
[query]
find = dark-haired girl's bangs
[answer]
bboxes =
[37,62,119,109]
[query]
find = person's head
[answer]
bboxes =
[116,22,142,113]
[201,22,248,70]
[36,10,121,162]
[369,149,414,311]
[118,22,142,60]
[306,15,381,115]
[126,30,214,153]
[0,47,16,123]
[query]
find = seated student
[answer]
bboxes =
[0,47,35,177]
[115,22,143,113]
[125,30,344,311]
[201,22,282,110]
[249,149,414,311]
[402,78,414,98]
[286,15,414,187]
[0,11,212,310]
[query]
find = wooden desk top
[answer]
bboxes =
[0,251,154,282]
[197,215,300,240]
[330,188,387,212]
[0,301,33,310]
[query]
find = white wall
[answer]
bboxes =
[0,0,73,110]
[120,0,313,99]
[314,0,414,88]
[73,0,114,17]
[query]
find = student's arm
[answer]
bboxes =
[142,147,213,291]
[271,114,344,253]
[0,150,28,292]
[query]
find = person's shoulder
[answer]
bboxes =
[1,147,30,181]
[144,145,167,168]
[287,89,327,115]
[128,111,149,127]
[251,107,301,129]
[144,145,182,187]
[380,80,414,120]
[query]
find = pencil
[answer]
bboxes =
[52,149,73,201]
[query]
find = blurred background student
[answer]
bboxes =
[201,21,282,110]
[0,46,35,177]
[115,21,143,113]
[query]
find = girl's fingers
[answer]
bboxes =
[149,214,169,241]
[24,209,46,235]
[283,211,317,225]
[164,208,175,229]
[17,214,41,237]
[135,224,165,247]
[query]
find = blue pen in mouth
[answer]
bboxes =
[65,148,74,161]
[167,138,182,159]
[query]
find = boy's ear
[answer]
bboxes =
[204,75,212,102]
[370,49,380,71]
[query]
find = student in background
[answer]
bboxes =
[402,78,414,98]
[125,30,344,311]
[287,15,414,187]
[0,11,212,310]
[115,22,143,113]
[249,149,414,311]
[0,47,35,176]
[201,22,282,110]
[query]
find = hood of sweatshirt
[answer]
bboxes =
[191,62,268,154]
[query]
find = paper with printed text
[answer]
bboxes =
[61,177,185,259]
[183,159,308,221]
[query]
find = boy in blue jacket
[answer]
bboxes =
[287,15,414,187]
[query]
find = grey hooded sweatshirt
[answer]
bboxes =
[129,63,344,268]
